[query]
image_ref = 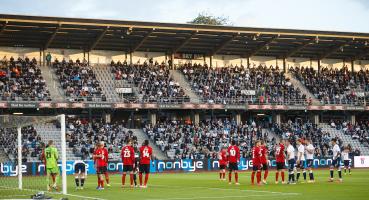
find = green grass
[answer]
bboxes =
[1,169,369,200]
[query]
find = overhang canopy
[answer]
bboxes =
[0,14,369,60]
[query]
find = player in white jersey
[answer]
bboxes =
[286,140,296,184]
[296,139,306,182]
[329,138,342,182]
[74,160,87,189]
[342,146,351,175]
[305,139,315,182]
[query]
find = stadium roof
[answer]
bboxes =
[1,14,369,60]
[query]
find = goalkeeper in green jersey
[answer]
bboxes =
[42,140,59,191]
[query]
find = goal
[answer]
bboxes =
[0,114,67,197]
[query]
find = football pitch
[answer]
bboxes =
[1,169,369,200]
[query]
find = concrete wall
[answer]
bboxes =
[0,47,40,61]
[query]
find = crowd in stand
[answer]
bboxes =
[110,59,189,103]
[272,120,333,157]
[53,58,105,101]
[0,126,44,162]
[66,117,137,159]
[180,63,308,105]
[143,119,274,159]
[0,56,51,101]
[329,120,369,154]
[290,66,369,105]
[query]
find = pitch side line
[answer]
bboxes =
[0,186,106,200]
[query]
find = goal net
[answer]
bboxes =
[0,114,67,198]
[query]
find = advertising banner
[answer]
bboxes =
[354,156,369,168]
[0,157,353,176]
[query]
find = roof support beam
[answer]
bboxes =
[44,24,61,50]
[130,29,153,53]
[247,35,278,57]
[0,21,8,35]
[319,41,349,60]
[210,34,238,56]
[172,32,196,53]
[284,38,315,58]
[89,26,109,51]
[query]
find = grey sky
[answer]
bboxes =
[1,0,369,33]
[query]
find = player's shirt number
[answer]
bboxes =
[124,149,131,157]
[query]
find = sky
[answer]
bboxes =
[1,0,369,33]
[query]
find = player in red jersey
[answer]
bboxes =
[260,140,269,184]
[218,147,228,181]
[121,139,135,188]
[251,140,262,185]
[139,140,153,188]
[227,140,240,185]
[275,139,286,184]
[93,142,108,190]
[102,144,110,187]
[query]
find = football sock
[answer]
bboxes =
[133,174,137,185]
[264,170,269,180]
[275,172,279,182]
[105,172,110,184]
[256,171,261,184]
[330,170,334,178]
[296,172,300,181]
[122,174,126,185]
[145,173,149,185]
[139,173,143,185]
[222,172,226,179]
[281,171,285,182]
[130,174,134,186]
[228,172,232,182]
[81,178,85,187]
[75,177,79,187]
[219,172,222,179]
[338,170,342,179]
[251,171,255,184]
[303,170,307,180]
[100,179,104,188]
[235,172,238,183]
[309,170,314,180]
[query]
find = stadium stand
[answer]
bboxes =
[65,116,138,160]
[52,58,105,102]
[143,119,275,159]
[110,61,190,103]
[290,66,368,105]
[0,56,51,101]
[180,63,308,105]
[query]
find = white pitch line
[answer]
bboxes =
[65,193,107,200]
[0,185,106,200]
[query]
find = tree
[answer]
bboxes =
[188,13,231,26]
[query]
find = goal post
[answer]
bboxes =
[0,114,67,196]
